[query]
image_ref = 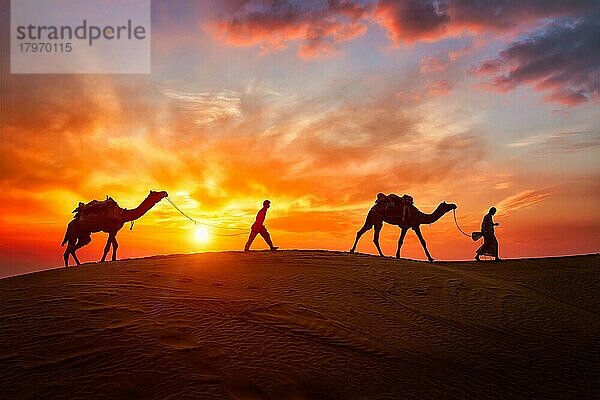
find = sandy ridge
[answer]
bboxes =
[0,250,599,399]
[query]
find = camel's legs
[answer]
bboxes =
[101,234,113,262]
[111,235,119,261]
[414,226,434,262]
[395,228,408,258]
[64,241,76,267]
[70,236,91,266]
[350,220,373,253]
[71,250,81,266]
[65,239,86,267]
[373,223,384,256]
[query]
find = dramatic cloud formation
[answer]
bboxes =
[473,12,600,105]
[213,0,599,51]
[214,0,372,58]
[211,1,599,105]
[0,71,479,207]
[375,0,449,43]
[375,0,595,43]
[448,0,595,31]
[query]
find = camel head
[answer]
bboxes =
[440,201,457,213]
[148,190,169,204]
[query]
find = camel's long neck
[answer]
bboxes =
[122,196,158,222]
[419,204,449,225]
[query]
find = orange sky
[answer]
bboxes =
[1,0,599,277]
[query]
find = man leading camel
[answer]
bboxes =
[475,207,501,261]
[244,200,278,251]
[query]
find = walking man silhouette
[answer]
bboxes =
[475,207,501,261]
[244,200,278,251]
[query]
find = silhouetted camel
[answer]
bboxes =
[61,190,168,267]
[350,201,457,262]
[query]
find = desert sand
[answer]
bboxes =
[1,250,599,399]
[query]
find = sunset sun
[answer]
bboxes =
[193,226,210,244]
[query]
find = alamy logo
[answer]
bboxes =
[11,0,151,74]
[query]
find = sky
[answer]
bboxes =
[1,0,599,277]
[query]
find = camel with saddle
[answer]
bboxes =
[350,193,456,262]
[62,191,168,267]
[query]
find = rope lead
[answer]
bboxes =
[165,196,249,237]
[453,209,472,238]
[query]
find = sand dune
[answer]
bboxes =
[1,251,599,399]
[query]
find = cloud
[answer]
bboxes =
[426,80,453,96]
[179,88,486,210]
[375,0,450,43]
[212,0,372,59]
[448,0,595,31]
[508,130,600,152]
[299,21,367,59]
[1,75,137,192]
[0,66,486,231]
[494,182,512,190]
[496,190,551,215]
[208,0,599,50]
[208,0,600,100]
[539,130,600,152]
[159,87,242,125]
[472,9,600,105]
[375,0,596,44]
[420,56,448,74]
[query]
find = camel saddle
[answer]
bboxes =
[73,196,117,213]
[375,193,415,222]
[72,196,123,224]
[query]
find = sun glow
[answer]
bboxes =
[193,226,211,243]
